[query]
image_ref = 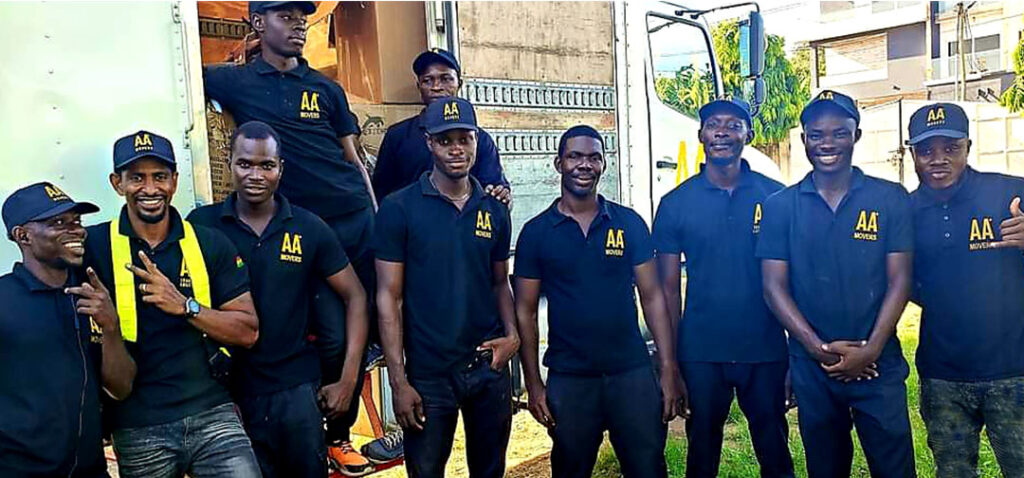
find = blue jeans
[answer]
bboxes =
[112,403,261,478]
[238,382,326,478]
[546,366,668,478]
[404,362,513,478]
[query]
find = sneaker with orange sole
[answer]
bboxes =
[328,441,373,477]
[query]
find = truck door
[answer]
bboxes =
[645,13,719,215]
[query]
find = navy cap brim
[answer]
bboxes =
[908,129,968,145]
[425,123,477,135]
[27,201,99,223]
[116,152,176,171]
[800,101,858,125]
[699,101,752,126]
[414,52,459,75]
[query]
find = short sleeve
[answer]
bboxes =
[372,198,408,262]
[491,204,512,262]
[513,221,543,279]
[886,186,913,253]
[470,131,509,188]
[310,215,350,278]
[651,193,683,255]
[329,84,359,137]
[203,65,234,109]
[201,228,251,308]
[755,192,791,261]
[627,211,655,266]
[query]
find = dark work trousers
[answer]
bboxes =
[790,353,916,478]
[546,366,668,478]
[237,382,327,478]
[403,363,513,478]
[313,206,376,443]
[680,361,794,478]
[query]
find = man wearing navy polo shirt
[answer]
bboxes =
[374,97,519,478]
[372,48,509,204]
[653,99,793,478]
[84,131,261,478]
[0,183,134,477]
[908,102,1024,477]
[757,90,916,477]
[188,121,370,478]
[204,2,378,467]
[515,125,683,478]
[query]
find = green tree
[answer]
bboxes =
[999,21,1024,114]
[657,20,809,147]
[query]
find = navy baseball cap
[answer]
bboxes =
[423,97,477,135]
[249,1,316,15]
[113,130,176,172]
[413,48,461,76]
[908,102,968,145]
[801,89,860,126]
[3,182,99,238]
[699,98,753,129]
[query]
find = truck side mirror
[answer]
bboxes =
[739,10,765,78]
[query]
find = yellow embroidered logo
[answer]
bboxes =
[300,91,321,119]
[443,101,460,121]
[134,133,153,153]
[179,260,192,289]
[926,107,946,126]
[605,228,625,256]
[89,317,103,343]
[819,91,834,100]
[475,211,493,239]
[752,203,763,234]
[852,210,879,241]
[44,185,69,202]
[968,217,997,250]
[280,232,303,263]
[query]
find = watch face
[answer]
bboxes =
[187,298,201,315]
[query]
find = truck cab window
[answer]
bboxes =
[647,15,716,119]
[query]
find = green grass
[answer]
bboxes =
[593,305,1003,477]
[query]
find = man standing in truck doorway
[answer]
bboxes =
[372,48,510,205]
[907,102,1024,477]
[757,90,916,477]
[652,99,794,478]
[203,2,376,473]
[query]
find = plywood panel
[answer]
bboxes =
[476,109,615,131]
[457,2,614,85]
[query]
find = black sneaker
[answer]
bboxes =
[360,429,404,464]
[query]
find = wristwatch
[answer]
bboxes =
[184,297,201,319]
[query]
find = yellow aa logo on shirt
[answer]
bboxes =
[475,210,493,239]
[179,260,193,289]
[605,228,625,256]
[300,91,321,119]
[926,107,946,126]
[89,317,103,343]
[968,217,997,250]
[280,232,303,263]
[443,101,460,121]
[853,210,879,241]
[752,203,763,234]
[134,133,153,152]
[44,184,69,202]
